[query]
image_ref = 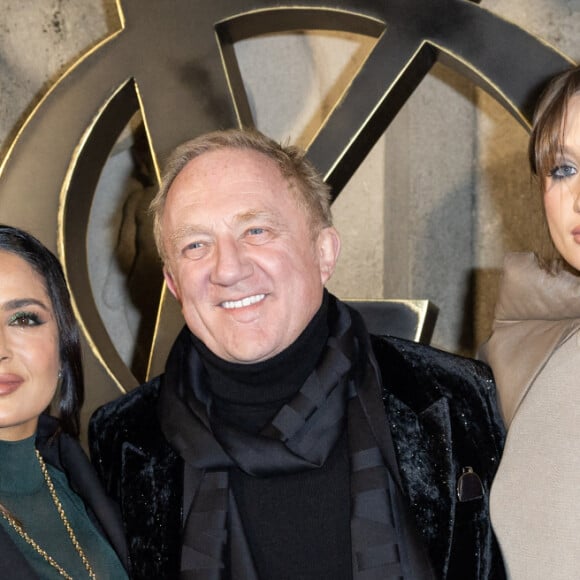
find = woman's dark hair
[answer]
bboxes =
[0,225,83,437]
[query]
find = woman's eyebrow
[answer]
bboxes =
[1,298,49,311]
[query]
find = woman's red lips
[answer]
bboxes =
[0,374,23,395]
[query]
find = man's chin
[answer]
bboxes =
[213,340,282,365]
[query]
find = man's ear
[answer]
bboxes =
[317,226,341,284]
[163,266,182,303]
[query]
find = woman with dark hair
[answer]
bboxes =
[0,225,128,578]
[480,64,580,579]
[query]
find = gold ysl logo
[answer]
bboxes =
[0,0,572,421]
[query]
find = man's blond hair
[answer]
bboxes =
[150,128,334,262]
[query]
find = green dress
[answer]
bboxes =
[0,434,128,579]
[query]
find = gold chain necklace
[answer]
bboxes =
[0,449,96,579]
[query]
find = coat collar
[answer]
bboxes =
[36,415,129,569]
[371,333,504,579]
[384,392,454,578]
[479,252,580,426]
[116,418,183,579]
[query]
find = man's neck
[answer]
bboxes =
[192,292,330,430]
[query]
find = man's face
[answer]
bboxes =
[162,148,340,364]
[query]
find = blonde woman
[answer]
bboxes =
[481,65,580,580]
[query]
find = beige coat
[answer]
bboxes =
[480,252,580,579]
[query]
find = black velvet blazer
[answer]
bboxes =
[89,335,506,580]
[0,415,129,579]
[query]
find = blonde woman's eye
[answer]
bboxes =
[549,164,577,180]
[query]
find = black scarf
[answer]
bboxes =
[159,298,435,579]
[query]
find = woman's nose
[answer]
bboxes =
[0,330,11,362]
[574,188,580,213]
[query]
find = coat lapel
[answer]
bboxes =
[42,428,129,568]
[356,355,438,579]
[120,440,183,579]
[384,392,455,579]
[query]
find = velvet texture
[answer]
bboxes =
[90,382,183,580]
[90,334,506,580]
[372,337,506,579]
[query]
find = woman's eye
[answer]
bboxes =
[8,311,42,327]
[549,164,577,180]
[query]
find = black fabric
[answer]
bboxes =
[372,337,506,580]
[89,298,507,580]
[229,430,351,580]
[159,298,435,580]
[201,293,351,580]
[195,290,330,427]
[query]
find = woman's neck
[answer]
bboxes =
[0,434,43,494]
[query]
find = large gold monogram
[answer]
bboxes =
[0,0,572,427]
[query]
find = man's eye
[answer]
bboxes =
[247,227,265,236]
[8,311,42,327]
[181,240,209,260]
[182,241,205,255]
[549,164,577,180]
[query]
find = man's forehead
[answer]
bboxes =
[166,150,294,207]
[170,208,283,236]
[176,147,280,182]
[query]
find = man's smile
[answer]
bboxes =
[220,293,266,310]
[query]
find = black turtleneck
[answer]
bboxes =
[194,292,352,580]
[194,292,330,433]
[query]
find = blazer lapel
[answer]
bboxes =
[356,357,438,579]
[385,393,455,579]
[121,440,183,579]
[47,431,129,567]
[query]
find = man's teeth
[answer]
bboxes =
[221,294,265,309]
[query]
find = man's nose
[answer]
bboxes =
[210,238,253,286]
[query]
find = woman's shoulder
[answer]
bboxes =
[493,252,580,322]
[481,252,580,426]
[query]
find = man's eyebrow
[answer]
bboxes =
[168,224,208,245]
[2,298,49,311]
[235,209,281,225]
[169,211,282,244]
